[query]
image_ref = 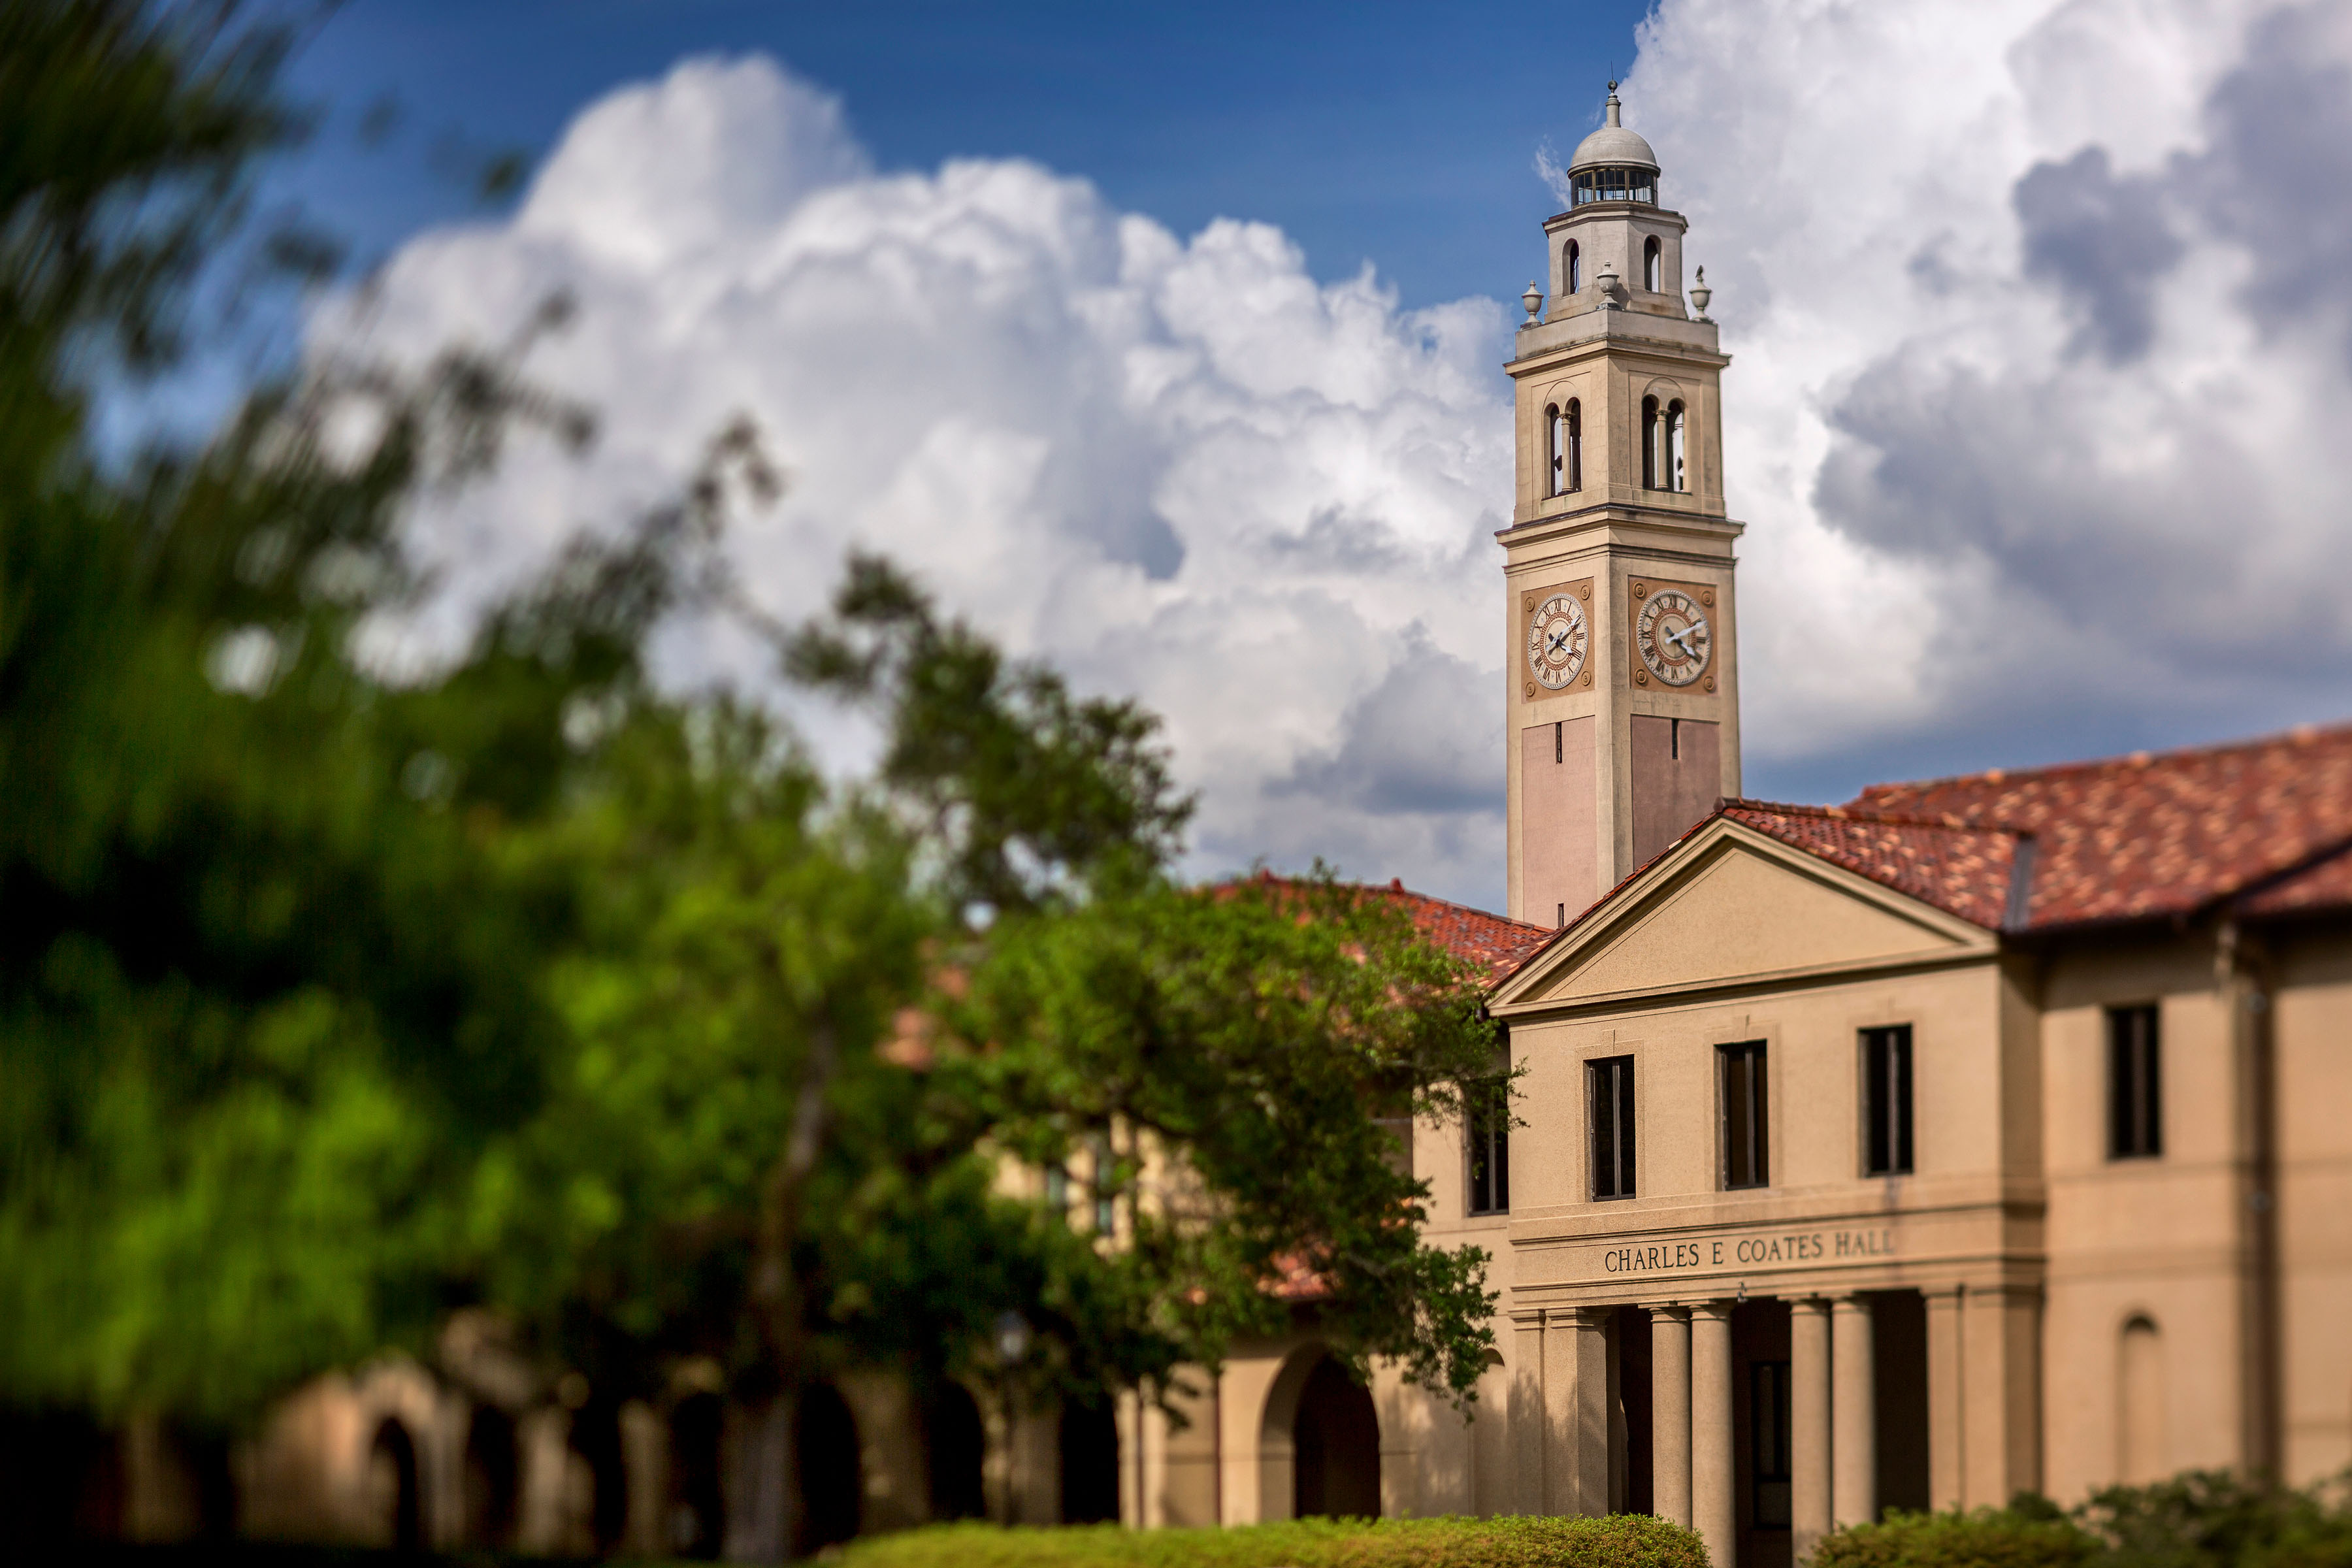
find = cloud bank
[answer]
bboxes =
[329,0,2352,909]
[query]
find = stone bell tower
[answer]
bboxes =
[1502,84,1743,929]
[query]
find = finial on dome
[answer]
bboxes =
[1605,81,1622,127]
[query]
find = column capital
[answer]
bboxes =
[1690,1298,1739,1324]
[1789,1294,1833,1315]
[1558,1304,1615,1330]
[1643,1301,1693,1320]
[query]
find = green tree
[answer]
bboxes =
[1,10,1508,1558]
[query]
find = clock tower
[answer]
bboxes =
[1503,86,1743,928]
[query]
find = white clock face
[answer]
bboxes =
[1526,593,1590,690]
[1635,589,1712,687]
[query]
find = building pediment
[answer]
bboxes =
[1489,819,1997,1016]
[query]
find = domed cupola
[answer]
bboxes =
[1566,83,1659,206]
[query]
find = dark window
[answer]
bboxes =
[1667,400,1687,491]
[1566,239,1583,293]
[1571,166,1658,206]
[1044,1162,1069,1213]
[1565,399,1583,491]
[1644,236,1663,291]
[1641,397,1660,489]
[1752,1361,1791,1528]
[1719,1041,1769,1188]
[2109,1004,2162,1158]
[1863,1025,1914,1175]
[1590,1056,1637,1200]
[1546,403,1564,497]
[1090,1134,1118,1232]
[1467,1078,1511,1215]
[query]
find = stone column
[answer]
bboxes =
[1548,1307,1615,1518]
[1925,1286,1966,1512]
[1691,1301,1737,1568]
[1650,1305,1693,1527]
[1791,1297,1833,1563]
[1831,1294,1876,1529]
[1511,1312,1546,1515]
[1962,1284,2042,1509]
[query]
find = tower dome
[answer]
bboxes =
[1565,84,1659,206]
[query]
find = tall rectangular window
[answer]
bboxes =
[1466,1078,1511,1216]
[2108,1004,2163,1159]
[1719,1041,1769,1188]
[1863,1025,1914,1175]
[1752,1361,1792,1528]
[1590,1056,1637,1200]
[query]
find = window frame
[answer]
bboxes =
[1718,1039,1769,1190]
[1588,1054,1637,1201]
[1465,1076,1511,1217]
[1861,1024,1915,1177]
[2107,1003,2163,1160]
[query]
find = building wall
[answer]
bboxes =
[2270,925,2352,1484]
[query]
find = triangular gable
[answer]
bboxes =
[1490,818,1997,1015]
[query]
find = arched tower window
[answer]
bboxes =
[1545,404,1563,498]
[1667,399,1688,492]
[1565,399,1583,492]
[1644,236,1663,292]
[1566,240,1582,295]
[1641,396,1660,489]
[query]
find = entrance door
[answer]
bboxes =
[1292,1358,1380,1519]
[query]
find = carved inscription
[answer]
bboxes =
[1596,1226,1896,1277]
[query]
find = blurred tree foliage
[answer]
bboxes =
[0,0,1503,1522]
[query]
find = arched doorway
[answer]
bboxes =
[367,1418,422,1553]
[667,1392,725,1558]
[794,1383,861,1555]
[1058,1397,1120,1524]
[569,1400,629,1554]
[461,1405,517,1549]
[926,1381,987,1522]
[1292,1358,1379,1520]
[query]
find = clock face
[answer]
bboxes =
[1635,589,1712,687]
[1526,593,1590,690]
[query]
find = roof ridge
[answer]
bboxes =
[1724,797,2033,837]
[1852,718,2352,800]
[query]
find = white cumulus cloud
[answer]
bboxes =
[325,1,2352,911]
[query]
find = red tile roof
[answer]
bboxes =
[2236,841,2352,919]
[1846,722,2352,931]
[1720,802,2026,930]
[1375,879,1556,981]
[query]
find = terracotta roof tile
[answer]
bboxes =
[1226,873,1554,983]
[1720,802,2025,930]
[1846,722,2352,930]
[2236,841,2352,918]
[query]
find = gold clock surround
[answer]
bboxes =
[1627,577,1720,693]
[1522,578,1595,700]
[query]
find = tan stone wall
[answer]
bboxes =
[2270,926,2352,1484]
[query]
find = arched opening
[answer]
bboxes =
[1545,404,1563,498]
[1058,1397,1120,1524]
[461,1405,518,1550]
[1565,239,1583,294]
[795,1383,862,1554]
[925,1381,987,1522]
[1667,400,1688,492]
[1292,1358,1380,1520]
[2119,1316,2165,1484]
[1644,235,1663,292]
[568,1399,629,1554]
[1641,396,1661,489]
[667,1394,725,1558]
[1565,399,1583,492]
[367,1418,423,1554]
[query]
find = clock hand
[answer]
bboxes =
[1664,622,1705,655]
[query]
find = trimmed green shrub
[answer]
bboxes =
[1810,1508,2097,1568]
[2082,1471,2352,1568]
[836,1512,1710,1568]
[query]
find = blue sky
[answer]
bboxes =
[279,0,1656,313]
[272,0,2352,907]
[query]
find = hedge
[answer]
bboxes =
[1810,1508,2097,1568]
[836,1513,1712,1568]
